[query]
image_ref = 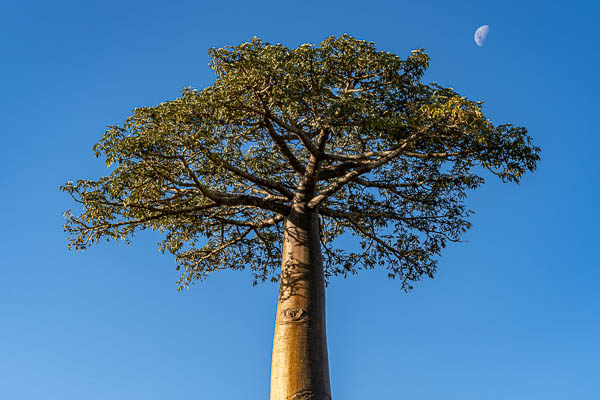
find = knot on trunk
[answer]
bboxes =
[287,390,331,400]
[280,307,309,324]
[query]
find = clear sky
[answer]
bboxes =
[1,0,599,399]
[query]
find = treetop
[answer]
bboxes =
[62,34,540,290]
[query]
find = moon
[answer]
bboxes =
[474,25,490,47]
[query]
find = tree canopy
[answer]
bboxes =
[62,34,540,290]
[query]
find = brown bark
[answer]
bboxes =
[270,210,331,400]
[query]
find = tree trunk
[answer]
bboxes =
[270,210,331,400]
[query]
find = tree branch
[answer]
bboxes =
[319,206,450,222]
[257,93,321,159]
[64,201,222,245]
[179,156,291,215]
[214,214,284,228]
[317,160,360,180]
[308,133,419,209]
[302,128,331,184]
[204,151,294,199]
[263,118,306,175]
[191,227,253,266]
[346,218,406,259]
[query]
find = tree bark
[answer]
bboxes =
[270,210,331,400]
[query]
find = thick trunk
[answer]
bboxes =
[270,210,331,400]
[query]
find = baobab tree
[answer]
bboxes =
[62,35,539,400]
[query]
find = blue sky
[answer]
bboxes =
[1,0,599,399]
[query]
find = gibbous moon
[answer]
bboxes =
[474,25,490,47]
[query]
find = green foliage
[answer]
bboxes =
[61,34,540,290]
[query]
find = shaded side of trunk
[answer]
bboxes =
[270,210,331,400]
